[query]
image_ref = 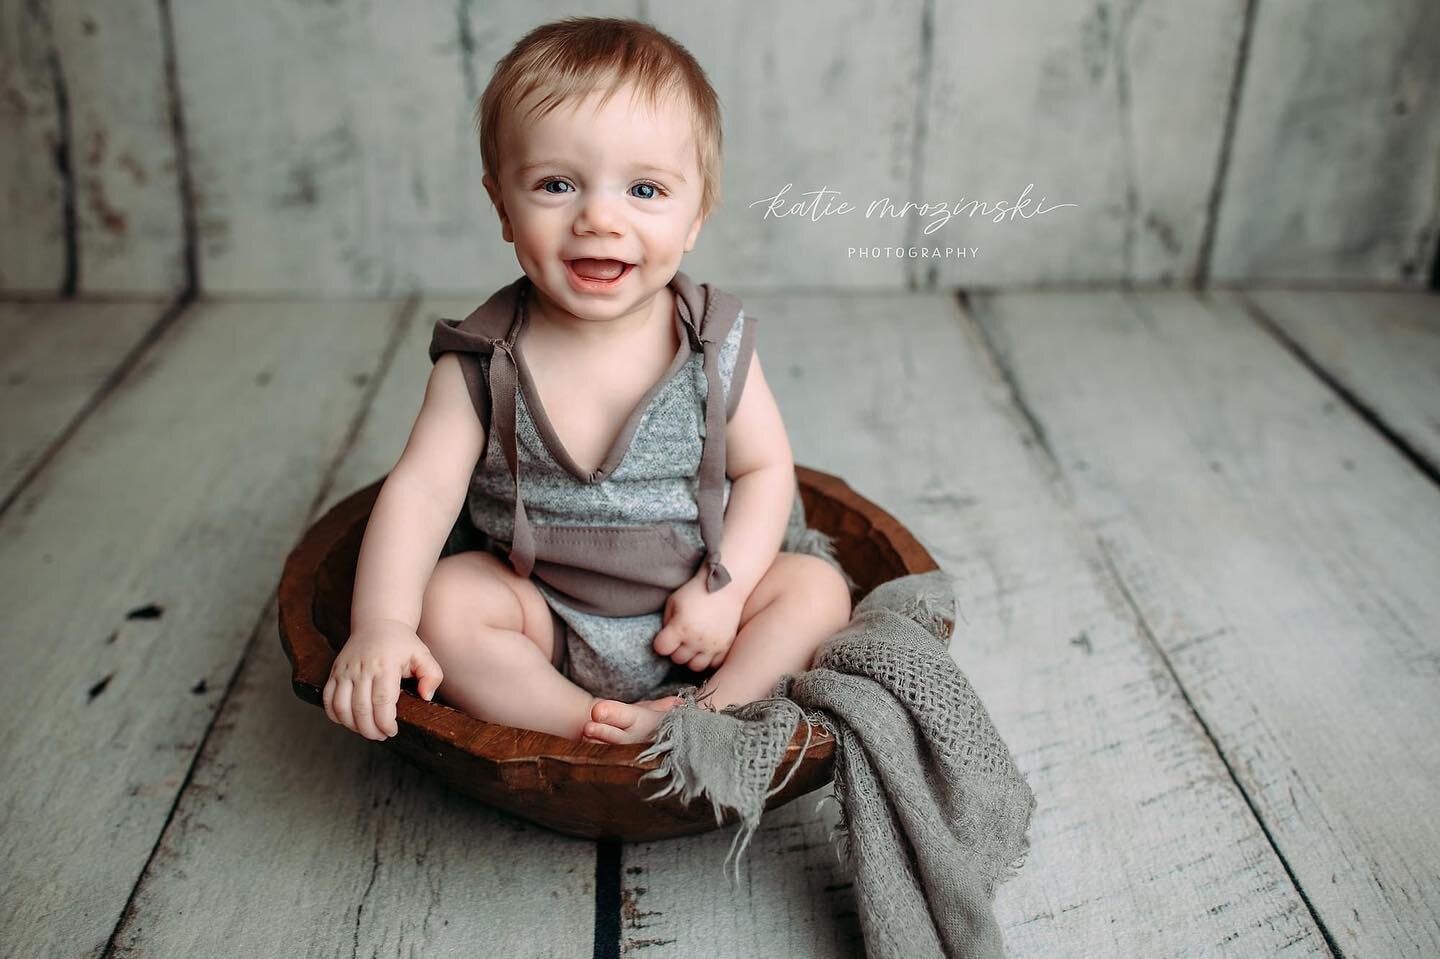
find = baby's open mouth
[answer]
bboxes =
[566,258,633,283]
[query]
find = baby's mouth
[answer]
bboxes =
[566,258,632,282]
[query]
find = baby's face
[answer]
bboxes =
[484,82,706,324]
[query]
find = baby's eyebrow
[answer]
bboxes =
[632,164,687,183]
[515,159,566,177]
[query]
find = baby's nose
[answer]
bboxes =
[575,194,626,234]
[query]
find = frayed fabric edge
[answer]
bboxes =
[856,567,962,636]
[634,689,821,888]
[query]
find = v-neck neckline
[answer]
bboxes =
[511,283,694,486]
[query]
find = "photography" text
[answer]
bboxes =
[849,247,980,259]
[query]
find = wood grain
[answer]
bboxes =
[971,288,1440,955]
[0,300,163,507]
[169,2,633,296]
[648,0,922,291]
[51,0,187,293]
[0,0,68,290]
[0,0,185,293]
[920,0,1245,287]
[1244,289,1440,472]
[1209,1,1440,286]
[8,5,1440,292]
[0,299,399,957]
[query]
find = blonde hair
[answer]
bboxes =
[476,17,723,219]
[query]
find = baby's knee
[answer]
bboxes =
[788,553,853,624]
[419,552,526,651]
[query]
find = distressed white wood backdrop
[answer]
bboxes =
[2,0,1438,296]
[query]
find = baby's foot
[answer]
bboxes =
[582,695,685,745]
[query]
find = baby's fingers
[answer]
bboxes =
[352,674,384,740]
[653,624,685,657]
[332,675,356,733]
[662,639,691,666]
[372,671,400,739]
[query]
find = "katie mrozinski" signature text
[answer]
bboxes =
[750,183,1077,234]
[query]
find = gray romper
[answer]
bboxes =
[428,270,843,702]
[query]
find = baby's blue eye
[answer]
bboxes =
[631,182,658,200]
[541,179,572,194]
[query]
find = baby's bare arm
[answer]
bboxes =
[718,352,796,598]
[327,352,486,740]
[351,352,487,634]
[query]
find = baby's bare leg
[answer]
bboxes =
[418,551,596,741]
[694,554,853,712]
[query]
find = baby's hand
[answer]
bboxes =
[324,620,444,741]
[652,572,747,672]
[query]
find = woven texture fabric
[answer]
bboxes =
[634,568,1036,959]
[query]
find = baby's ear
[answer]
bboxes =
[683,209,706,252]
[482,173,514,243]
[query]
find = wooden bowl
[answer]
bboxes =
[278,465,944,841]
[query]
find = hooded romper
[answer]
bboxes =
[428,270,844,703]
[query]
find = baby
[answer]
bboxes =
[323,17,852,747]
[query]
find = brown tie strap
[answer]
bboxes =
[685,282,735,594]
[486,325,537,580]
[697,335,732,593]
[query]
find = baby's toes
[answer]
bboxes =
[586,699,633,740]
[582,723,619,744]
[591,698,623,726]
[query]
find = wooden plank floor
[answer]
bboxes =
[1,288,1435,958]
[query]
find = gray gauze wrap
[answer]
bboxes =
[636,568,1037,959]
